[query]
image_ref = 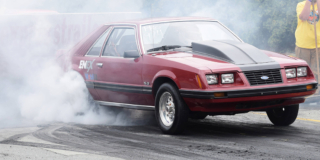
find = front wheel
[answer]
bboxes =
[189,112,208,120]
[155,83,189,134]
[266,104,299,126]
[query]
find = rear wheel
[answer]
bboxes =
[266,104,299,126]
[155,83,189,134]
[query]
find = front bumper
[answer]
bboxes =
[180,83,318,113]
[180,83,318,99]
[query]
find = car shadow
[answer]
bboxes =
[185,118,304,138]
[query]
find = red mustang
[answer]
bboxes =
[66,17,317,134]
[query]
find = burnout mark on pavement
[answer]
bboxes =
[18,134,62,146]
[43,148,88,156]
[251,112,320,123]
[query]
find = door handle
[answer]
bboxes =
[96,63,103,67]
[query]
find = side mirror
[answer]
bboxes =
[124,50,140,59]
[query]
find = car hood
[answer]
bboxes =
[153,41,302,72]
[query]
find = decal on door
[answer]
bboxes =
[84,73,96,80]
[79,59,95,72]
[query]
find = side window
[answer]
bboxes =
[86,28,111,56]
[102,28,138,57]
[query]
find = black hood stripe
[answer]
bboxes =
[216,40,275,64]
[191,40,281,72]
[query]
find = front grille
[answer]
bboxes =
[244,69,282,86]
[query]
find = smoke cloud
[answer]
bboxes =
[0,0,145,128]
[0,17,109,128]
[145,0,299,53]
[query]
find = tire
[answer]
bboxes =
[266,104,299,126]
[189,112,208,120]
[155,83,189,134]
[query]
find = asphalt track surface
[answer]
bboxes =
[0,105,319,160]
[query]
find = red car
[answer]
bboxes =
[66,17,317,134]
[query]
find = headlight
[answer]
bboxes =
[206,74,218,84]
[221,73,234,84]
[285,68,296,78]
[297,67,307,77]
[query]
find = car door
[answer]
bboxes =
[77,27,112,100]
[93,26,149,105]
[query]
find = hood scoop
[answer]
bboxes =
[192,40,275,65]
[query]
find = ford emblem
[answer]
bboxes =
[261,76,269,80]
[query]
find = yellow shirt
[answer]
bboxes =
[295,1,320,49]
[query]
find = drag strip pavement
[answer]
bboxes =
[0,108,320,160]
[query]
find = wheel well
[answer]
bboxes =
[152,77,178,97]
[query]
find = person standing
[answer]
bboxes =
[295,0,320,71]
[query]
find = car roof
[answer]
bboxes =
[104,17,216,26]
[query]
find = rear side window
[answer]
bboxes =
[86,27,111,56]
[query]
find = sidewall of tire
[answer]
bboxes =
[155,83,189,134]
[189,112,208,120]
[266,104,299,126]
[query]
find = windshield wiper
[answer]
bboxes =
[147,45,191,52]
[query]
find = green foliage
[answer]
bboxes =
[242,0,304,53]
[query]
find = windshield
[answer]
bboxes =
[141,21,241,53]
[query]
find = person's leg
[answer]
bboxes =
[296,46,312,66]
[295,46,301,58]
[310,48,317,71]
[310,49,320,91]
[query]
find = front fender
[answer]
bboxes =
[152,70,181,88]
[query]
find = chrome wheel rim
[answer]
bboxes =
[159,92,175,127]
